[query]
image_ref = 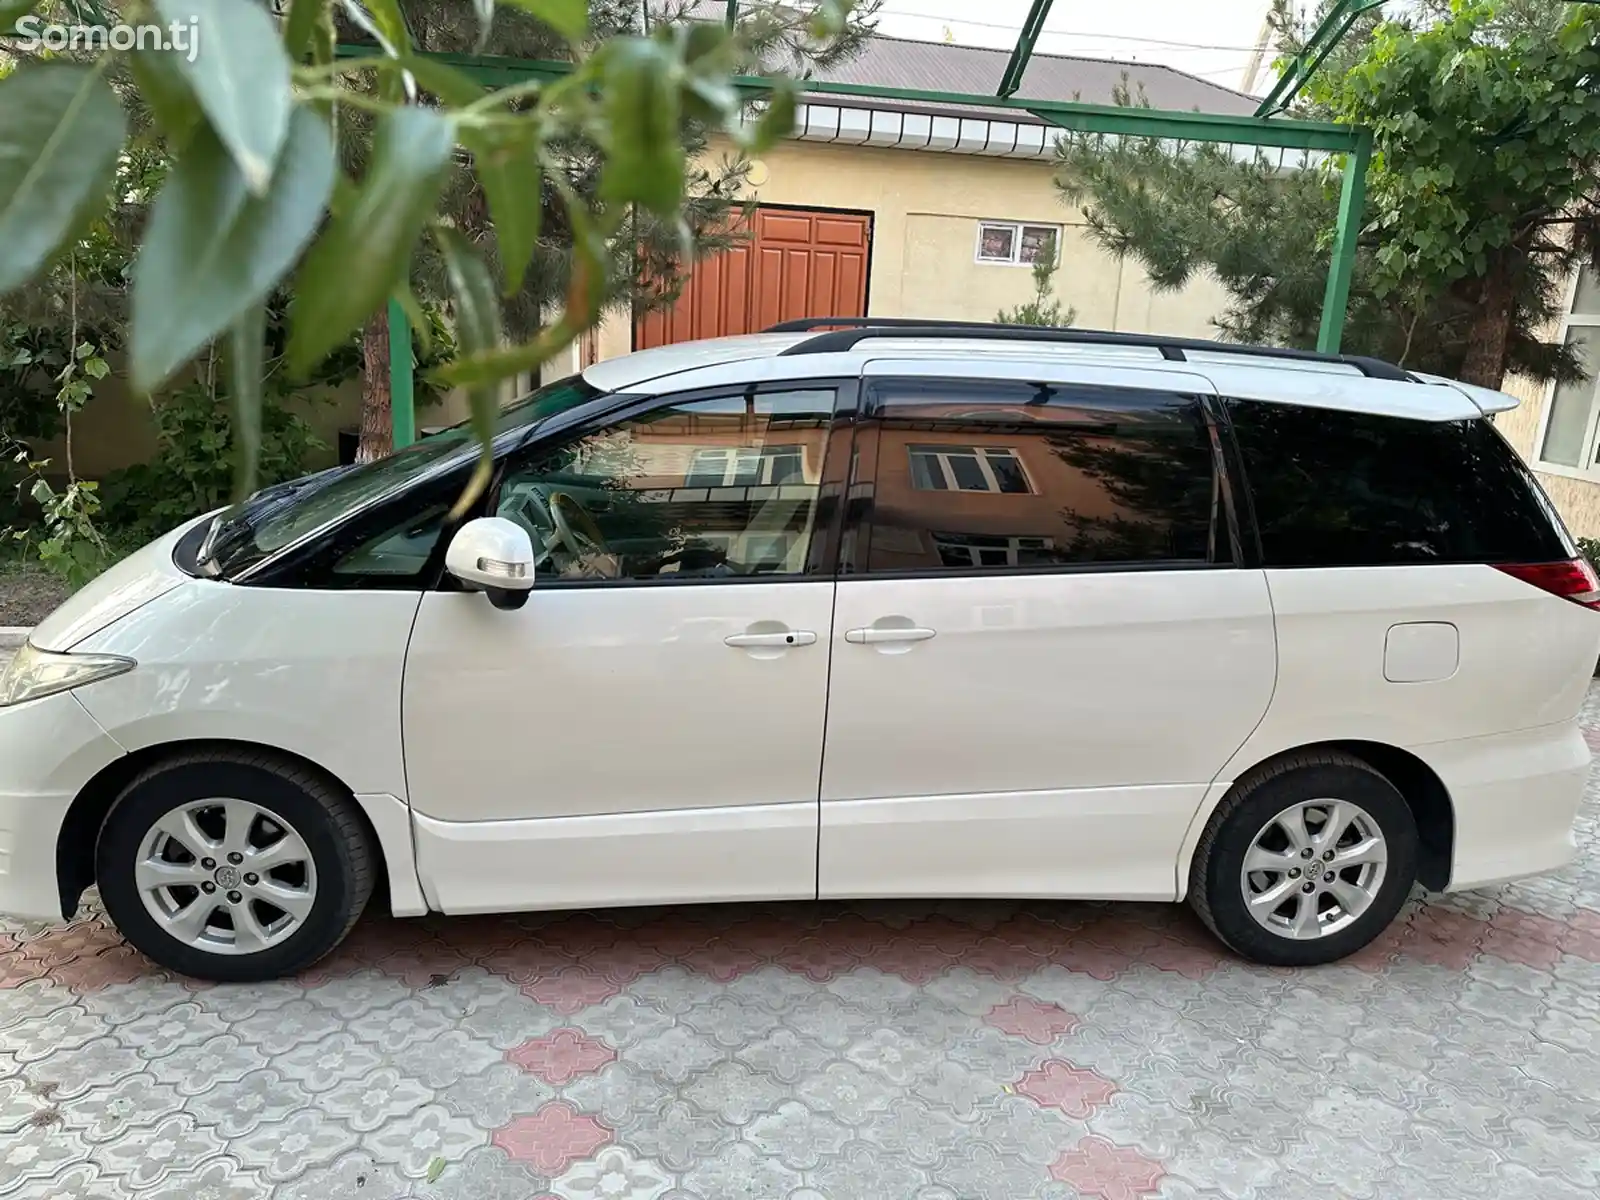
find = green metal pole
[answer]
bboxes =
[388,298,416,448]
[1255,0,1386,117]
[1316,129,1372,355]
[997,0,1056,98]
[725,0,738,29]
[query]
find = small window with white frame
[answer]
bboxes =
[976,221,1061,266]
[1537,265,1600,477]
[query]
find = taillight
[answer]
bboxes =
[1492,559,1600,609]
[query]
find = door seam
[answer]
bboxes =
[813,580,837,901]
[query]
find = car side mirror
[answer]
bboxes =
[445,517,535,611]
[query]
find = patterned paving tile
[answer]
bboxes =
[6,684,1600,1196]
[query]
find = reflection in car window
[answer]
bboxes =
[201,376,601,578]
[497,388,837,582]
[859,378,1220,573]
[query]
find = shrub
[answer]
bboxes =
[101,380,324,543]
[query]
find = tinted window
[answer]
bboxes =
[497,388,836,582]
[203,375,600,579]
[855,378,1223,573]
[1227,400,1571,567]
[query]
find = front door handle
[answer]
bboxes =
[844,627,936,645]
[725,630,817,648]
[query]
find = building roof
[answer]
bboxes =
[809,32,1256,116]
[672,4,1256,117]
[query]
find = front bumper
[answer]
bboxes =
[0,690,125,921]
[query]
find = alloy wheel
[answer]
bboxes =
[133,798,318,956]
[1238,798,1388,941]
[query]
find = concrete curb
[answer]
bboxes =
[0,627,30,650]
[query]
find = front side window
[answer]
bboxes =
[855,378,1223,574]
[204,375,601,580]
[1229,399,1571,567]
[496,387,837,582]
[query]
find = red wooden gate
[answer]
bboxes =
[635,206,872,350]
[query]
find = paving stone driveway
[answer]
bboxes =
[4,686,1600,1198]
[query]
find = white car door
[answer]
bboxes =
[819,359,1276,901]
[403,383,851,914]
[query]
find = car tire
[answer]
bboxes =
[1188,751,1418,967]
[96,749,375,983]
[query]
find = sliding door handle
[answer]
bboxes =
[844,627,936,645]
[725,630,817,648]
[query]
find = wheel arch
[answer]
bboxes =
[1177,739,1455,898]
[56,738,414,920]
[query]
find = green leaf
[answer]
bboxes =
[227,302,266,503]
[0,65,125,296]
[750,87,797,150]
[390,56,488,107]
[130,50,201,150]
[288,107,455,377]
[436,226,504,516]
[155,0,293,194]
[462,126,542,295]
[436,228,501,363]
[499,0,587,40]
[356,0,415,101]
[131,107,335,393]
[356,0,412,50]
[429,322,569,389]
[598,39,684,217]
[424,1157,447,1184]
[312,3,336,66]
[473,0,495,50]
[283,0,328,62]
[83,356,109,380]
[1,1,38,33]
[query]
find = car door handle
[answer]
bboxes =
[724,631,817,648]
[844,627,936,644]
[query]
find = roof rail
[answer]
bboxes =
[766,318,1413,382]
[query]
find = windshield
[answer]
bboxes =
[199,374,602,578]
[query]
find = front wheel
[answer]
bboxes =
[97,751,374,982]
[1188,752,1417,967]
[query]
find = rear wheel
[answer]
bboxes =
[97,751,374,982]
[1188,752,1418,966]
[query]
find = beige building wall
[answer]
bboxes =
[1493,262,1600,539]
[712,137,1231,337]
[29,364,362,483]
[1496,370,1600,538]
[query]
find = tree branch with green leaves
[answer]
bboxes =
[0,0,863,511]
[1057,1,1600,389]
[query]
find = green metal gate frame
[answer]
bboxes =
[352,0,1375,445]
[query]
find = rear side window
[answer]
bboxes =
[1226,399,1571,567]
[850,378,1225,573]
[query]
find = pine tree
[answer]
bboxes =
[995,233,1076,327]
[1055,1,1600,389]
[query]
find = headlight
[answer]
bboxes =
[0,642,135,707]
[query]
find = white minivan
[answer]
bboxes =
[2,321,1595,981]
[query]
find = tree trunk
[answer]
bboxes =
[1457,257,1516,389]
[356,312,392,464]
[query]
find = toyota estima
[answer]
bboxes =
[2,320,1595,981]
